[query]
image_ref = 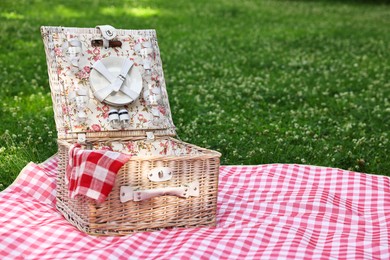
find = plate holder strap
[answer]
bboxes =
[92,59,138,102]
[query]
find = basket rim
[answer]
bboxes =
[41,26,157,36]
[57,137,221,160]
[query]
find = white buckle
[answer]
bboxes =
[118,74,126,82]
[77,133,86,144]
[96,25,117,40]
[96,25,117,49]
[146,131,155,141]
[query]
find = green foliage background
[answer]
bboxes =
[0,0,389,190]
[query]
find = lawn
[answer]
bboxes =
[0,0,389,190]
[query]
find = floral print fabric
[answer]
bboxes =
[94,138,200,157]
[41,27,176,136]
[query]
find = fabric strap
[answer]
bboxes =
[96,25,117,48]
[92,59,139,103]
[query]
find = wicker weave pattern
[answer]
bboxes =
[57,138,220,235]
[42,26,221,236]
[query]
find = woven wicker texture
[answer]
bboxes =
[41,26,221,235]
[57,138,220,235]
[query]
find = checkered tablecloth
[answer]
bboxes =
[1,156,389,259]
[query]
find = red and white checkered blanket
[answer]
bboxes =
[1,156,389,259]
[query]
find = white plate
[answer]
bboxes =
[90,56,143,106]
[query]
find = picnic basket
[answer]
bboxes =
[40,25,221,236]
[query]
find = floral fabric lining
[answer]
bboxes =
[42,28,175,135]
[93,138,200,157]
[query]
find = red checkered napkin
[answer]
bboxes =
[66,144,130,203]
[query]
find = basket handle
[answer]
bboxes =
[120,181,199,203]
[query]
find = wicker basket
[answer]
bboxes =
[41,26,221,235]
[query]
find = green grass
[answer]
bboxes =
[0,0,389,190]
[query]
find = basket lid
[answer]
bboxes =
[41,26,176,140]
